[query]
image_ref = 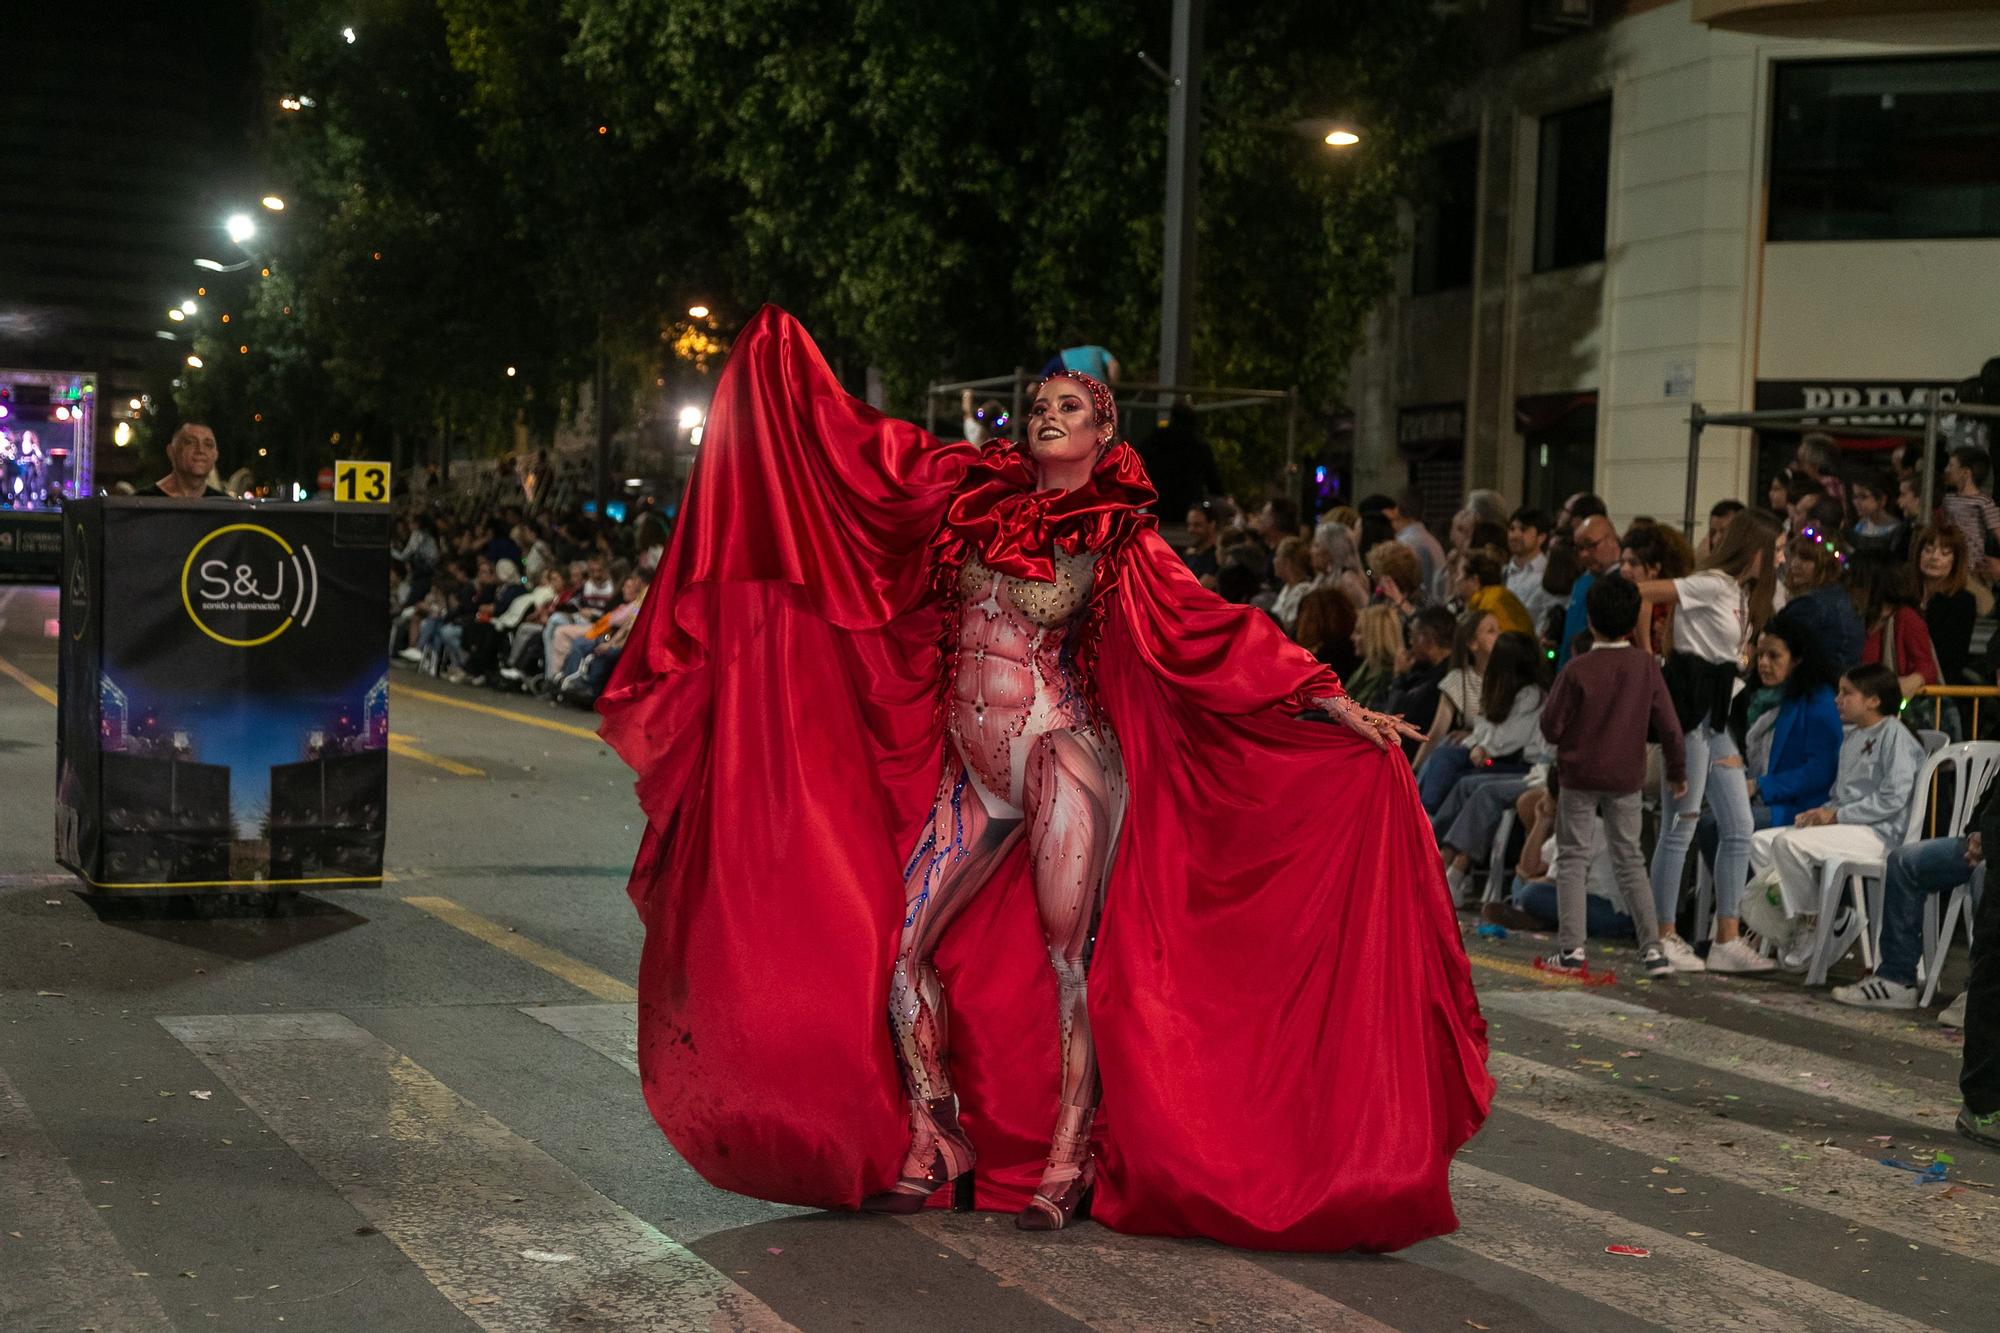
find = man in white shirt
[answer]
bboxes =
[1505,506,1556,625]
[1386,489,1450,602]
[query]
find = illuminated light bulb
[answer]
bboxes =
[114,421,133,446]
[505,366,517,378]
[181,299,198,314]
[678,405,704,429]
[186,355,204,369]
[168,309,186,322]
[687,304,710,319]
[226,213,256,244]
[261,195,285,211]
[1324,129,1360,146]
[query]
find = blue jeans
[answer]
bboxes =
[1417,744,1474,813]
[1878,837,1976,986]
[1651,719,1754,930]
[1511,876,1636,939]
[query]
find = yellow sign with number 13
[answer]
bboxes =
[333,460,391,504]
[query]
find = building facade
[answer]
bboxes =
[1348,0,2000,528]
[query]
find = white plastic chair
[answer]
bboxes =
[1803,741,2000,988]
[1919,864,1982,1007]
[1917,729,1949,757]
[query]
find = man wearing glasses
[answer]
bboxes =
[140,422,227,498]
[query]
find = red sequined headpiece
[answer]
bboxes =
[1040,370,1118,438]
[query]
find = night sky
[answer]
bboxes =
[0,4,262,444]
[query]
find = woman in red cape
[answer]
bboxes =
[597,307,1492,1252]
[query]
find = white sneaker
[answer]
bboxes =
[498,667,524,681]
[1706,937,1777,974]
[397,647,421,662]
[1831,975,1918,1010]
[1940,992,1968,1028]
[1658,934,1706,973]
[1444,864,1470,907]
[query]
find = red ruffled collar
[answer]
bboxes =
[932,441,1158,582]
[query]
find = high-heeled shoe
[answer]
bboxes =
[1016,1107,1095,1231]
[861,1094,975,1214]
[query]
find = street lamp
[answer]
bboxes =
[180,299,198,315]
[186,355,204,369]
[168,309,186,322]
[261,195,286,211]
[687,304,710,319]
[678,405,704,430]
[226,213,257,245]
[1324,128,1360,147]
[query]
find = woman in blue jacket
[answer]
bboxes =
[1696,615,1842,888]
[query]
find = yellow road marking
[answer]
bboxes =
[386,731,486,778]
[402,895,637,1002]
[0,653,57,706]
[1467,953,1594,988]
[392,682,603,742]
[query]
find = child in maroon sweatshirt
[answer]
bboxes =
[1537,574,1688,979]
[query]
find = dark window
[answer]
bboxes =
[1533,98,1611,272]
[1412,136,1479,295]
[1770,55,2000,242]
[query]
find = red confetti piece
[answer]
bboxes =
[1605,1245,1650,1258]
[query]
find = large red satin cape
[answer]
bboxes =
[598,306,1491,1252]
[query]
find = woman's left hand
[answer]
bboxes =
[1321,696,1424,750]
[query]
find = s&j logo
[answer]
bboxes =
[180,522,319,648]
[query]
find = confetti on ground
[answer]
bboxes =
[1605,1245,1650,1258]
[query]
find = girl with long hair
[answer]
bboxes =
[1432,632,1552,904]
[1411,610,1500,811]
[1635,507,1785,973]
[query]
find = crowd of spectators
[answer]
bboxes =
[386,482,666,710]
[1182,431,2000,1148]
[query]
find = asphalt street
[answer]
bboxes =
[2,580,1996,1332]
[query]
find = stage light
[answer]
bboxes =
[114,422,132,446]
[688,304,710,319]
[678,405,704,429]
[261,195,285,211]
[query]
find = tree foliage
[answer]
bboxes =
[196,0,1471,491]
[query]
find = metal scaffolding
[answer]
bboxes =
[1679,397,2000,538]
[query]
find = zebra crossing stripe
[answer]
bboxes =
[1489,1052,1998,1264]
[0,1069,173,1332]
[1482,988,1962,1126]
[519,1002,639,1074]
[1446,1163,1935,1333]
[909,1211,1397,1332]
[1710,988,1969,1056]
[158,1012,794,1333]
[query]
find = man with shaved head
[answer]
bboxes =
[1559,513,1623,666]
